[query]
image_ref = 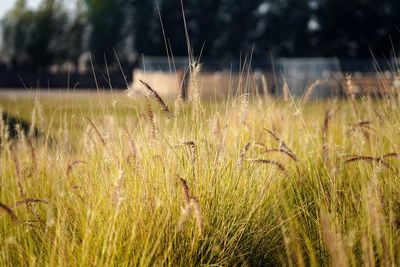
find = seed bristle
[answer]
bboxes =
[140,80,172,119]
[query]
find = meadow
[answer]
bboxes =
[0,74,400,266]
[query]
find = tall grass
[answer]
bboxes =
[0,79,400,266]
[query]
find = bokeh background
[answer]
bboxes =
[0,0,399,90]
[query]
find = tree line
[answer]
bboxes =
[1,0,400,70]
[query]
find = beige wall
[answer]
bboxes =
[131,70,274,98]
[131,70,395,98]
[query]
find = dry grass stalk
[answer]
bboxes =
[263,148,299,163]
[349,120,371,127]
[394,72,400,104]
[347,121,372,131]
[13,199,50,208]
[128,137,139,168]
[373,109,387,127]
[144,96,157,142]
[86,117,107,148]
[176,176,204,236]
[253,142,268,149]
[264,129,298,161]
[191,196,204,237]
[261,74,269,96]
[366,183,382,239]
[322,107,336,163]
[344,156,389,168]
[210,113,222,141]
[11,151,43,223]
[344,74,356,97]
[264,129,288,150]
[62,113,69,148]
[4,124,9,147]
[139,80,172,119]
[183,141,197,165]
[190,62,202,121]
[364,168,391,266]
[320,208,349,267]
[29,100,37,138]
[347,120,373,140]
[177,200,193,232]
[178,177,191,205]
[83,125,95,152]
[184,141,197,184]
[174,94,184,116]
[248,158,288,174]
[237,142,251,167]
[239,93,250,125]
[15,123,28,152]
[214,124,228,171]
[27,140,37,176]
[113,169,125,208]
[282,80,290,101]
[279,217,305,267]
[303,80,321,102]
[361,236,375,267]
[66,160,87,176]
[12,151,26,198]
[86,117,112,162]
[0,202,19,224]
[345,74,360,119]
[381,152,400,159]
[30,97,44,136]
[36,98,45,133]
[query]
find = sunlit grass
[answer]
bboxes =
[0,89,400,266]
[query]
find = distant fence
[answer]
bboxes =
[131,70,396,99]
[131,57,398,98]
[132,69,276,98]
[0,64,134,89]
[0,57,398,99]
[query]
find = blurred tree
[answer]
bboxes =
[1,0,68,69]
[3,0,400,70]
[1,0,34,67]
[184,0,223,57]
[314,0,400,58]
[26,0,68,69]
[62,0,86,68]
[150,0,262,58]
[156,0,187,56]
[84,0,126,66]
[213,0,264,57]
[128,0,159,55]
[132,0,223,58]
[259,0,312,57]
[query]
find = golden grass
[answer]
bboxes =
[0,86,400,266]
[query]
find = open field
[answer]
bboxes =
[1,85,400,266]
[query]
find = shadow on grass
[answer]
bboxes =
[2,112,40,139]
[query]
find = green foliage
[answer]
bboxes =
[128,0,159,55]
[1,0,33,66]
[213,0,264,57]
[26,0,68,68]
[2,0,400,68]
[261,0,313,56]
[59,0,86,66]
[314,0,400,57]
[1,0,67,69]
[84,0,126,66]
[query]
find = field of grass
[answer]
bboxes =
[1,83,400,266]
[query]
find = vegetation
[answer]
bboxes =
[1,70,400,266]
[2,0,400,68]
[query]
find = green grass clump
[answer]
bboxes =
[0,87,400,266]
